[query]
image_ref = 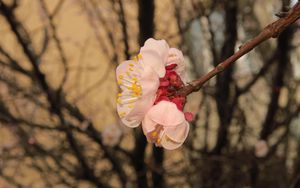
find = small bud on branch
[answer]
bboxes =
[175,2,300,97]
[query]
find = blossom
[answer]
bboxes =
[142,58,191,150]
[102,124,122,147]
[140,38,170,77]
[116,38,191,150]
[116,39,169,127]
[142,101,190,150]
[166,48,186,82]
[254,140,269,158]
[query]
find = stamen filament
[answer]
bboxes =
[120,97,138,104]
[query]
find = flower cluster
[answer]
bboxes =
[116,38,192,150]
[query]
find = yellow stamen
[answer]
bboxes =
[118,74,124,79]
[117,98,122,104]
[119,112,126,118]
[132,84,142,96]
[133,56,138,62]
[137,54,142,59]
[156,138,161,144]
[132,93,140,97]
[129,63,134,67]
[151,131,157,137]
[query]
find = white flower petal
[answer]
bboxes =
[146,101,185,127]
[160,134,183,150]
[167,48,186,82]
[116,59,159,128]
[140,38,169,62]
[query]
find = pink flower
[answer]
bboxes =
[166,48,186,82]
[254,140,269,158]
[116,59,159,127]
[140,38,170,77]
[116,39,169,127]
[142,101,189,150]
[102,124,122,147]
[116,38,191,150]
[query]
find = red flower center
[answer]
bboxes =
[154,64,193,122]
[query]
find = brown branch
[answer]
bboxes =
[0,2,112,187]
[176,2,300,97]
[39,0,69,91]
[50,0,65,19]
[0,45,32,76]
[116,0,130,59]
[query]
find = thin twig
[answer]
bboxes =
[176,2,300,97]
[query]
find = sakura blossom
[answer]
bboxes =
[166,48,186,82]
[254,140,269,158]
[102,124,123,147]
[142,60,191,149]
[142,101,190,150]
[116,39,169,127]
[116,38,192,150]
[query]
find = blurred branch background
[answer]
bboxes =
[0,0,300,187]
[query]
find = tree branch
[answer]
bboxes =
[175,2,300,97]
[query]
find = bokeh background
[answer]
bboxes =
[0,0,300,187]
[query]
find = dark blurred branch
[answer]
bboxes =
[50,0,65,18]
[175,2,300,97]
[170,0,205,41]
[207,13,219,67]
[133,130,148,188]
[138,0,154,46]
[0,45,32,76]
[131,1,156,187]
[254,106,300,167]
[260,25,294,140]
[37,28,49,58]
[213,0,238,154]
[89,0,119,64]
[38,1,66,58]
[0,101,77,179]
[0,75,46,109]
[116,0,130,59]
[62,102,127,186]
[152,147,164,188]
[10,0,19,10]
[39,0,69,91]
[0,1,117,187]
[237,52,278,95]
[0,172,23,188]
[0,0,58,113]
